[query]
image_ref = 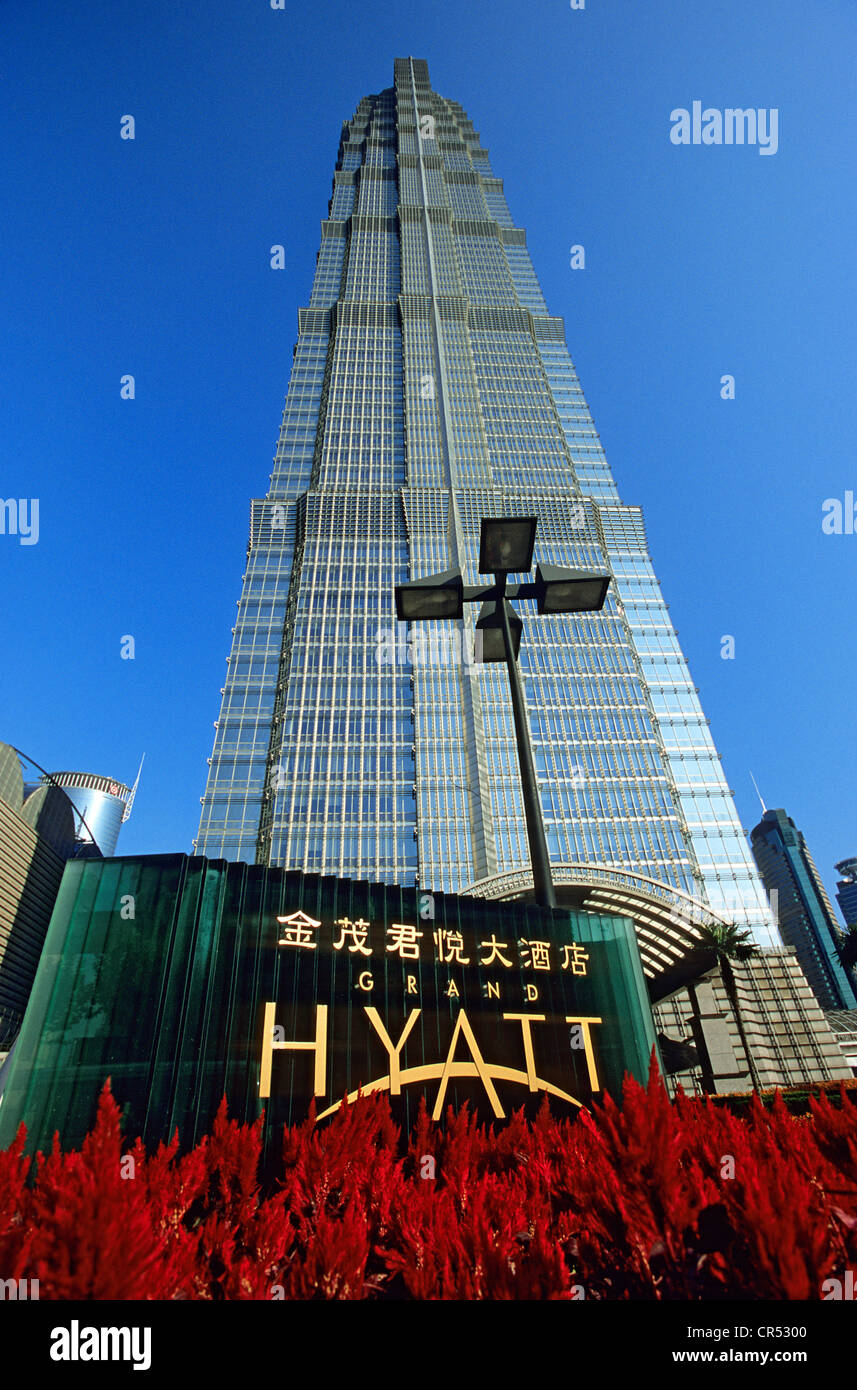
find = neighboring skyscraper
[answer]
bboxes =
[0,742,77,1048]
[835,858,857,929]
[33,768,138,857]
[750,809,857,1010]
[196,57,778,953]
[1,747,141,1049]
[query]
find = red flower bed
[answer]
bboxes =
[2,1057,856,1299]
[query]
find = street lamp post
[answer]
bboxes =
[395,516,611,910]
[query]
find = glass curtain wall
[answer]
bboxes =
[197,58,777,949]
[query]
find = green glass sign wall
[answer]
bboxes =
[0,855,660,1167]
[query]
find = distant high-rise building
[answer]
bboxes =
[33,770,134,857]
[835,858,857,929]
[0,743,77,1048]
[1,746,141,1050]
[750,809,857,1011]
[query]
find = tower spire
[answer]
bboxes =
[123,753,145,823]
[749,771,767,815]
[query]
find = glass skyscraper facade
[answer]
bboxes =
[835,859,857,930]
[196,58,776,950]
[751,809,857,1010]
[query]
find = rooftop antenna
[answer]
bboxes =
[122,754,145,823]
[749,771,767,815]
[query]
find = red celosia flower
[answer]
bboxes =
[1,1060,855,1300]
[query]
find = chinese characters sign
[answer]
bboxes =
[0,856,659,1168]
[262,881,653,1129]
[276,909,590,979]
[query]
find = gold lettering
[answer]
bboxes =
[445,979,459,998]
[433,1010,504,1120]
[357,971,374,991]
[519,939,551,971]
[364,1008,420,1095]
[386,923,423,959]
[406,974,418,995]
[503,1014,546,1090]
[565,1015,603,1090]
[433,928,470,964]
[478,934,513,968]
[332,916,372,955]
[275,910,321,949]
[485,980,500,1001]
[560,942,590,976]
[259,1002,327,1099]
[525,983,538,1002]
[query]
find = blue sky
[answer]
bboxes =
[2,0,855,912]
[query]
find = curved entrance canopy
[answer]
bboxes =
[462,864,730,1003]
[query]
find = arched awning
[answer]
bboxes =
[462,864,728,1003]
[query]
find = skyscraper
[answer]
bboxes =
[750,809,857,1011]
[27,769,137,858]
[0,743,136,1049]
[835,858,857,929]
[196,58,776,953]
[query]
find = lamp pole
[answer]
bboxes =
[495,577,556,908]
[395,516,610,914]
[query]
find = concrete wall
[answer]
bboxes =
[654,948,851,1093]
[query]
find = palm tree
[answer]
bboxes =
[692,923,762,1093]
[833,923,857,1002]
[834,923,857,971]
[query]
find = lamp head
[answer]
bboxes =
[475,600,522,662]
[478,517,538,576]
[534,564,610,614]
[395,567,464,621]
